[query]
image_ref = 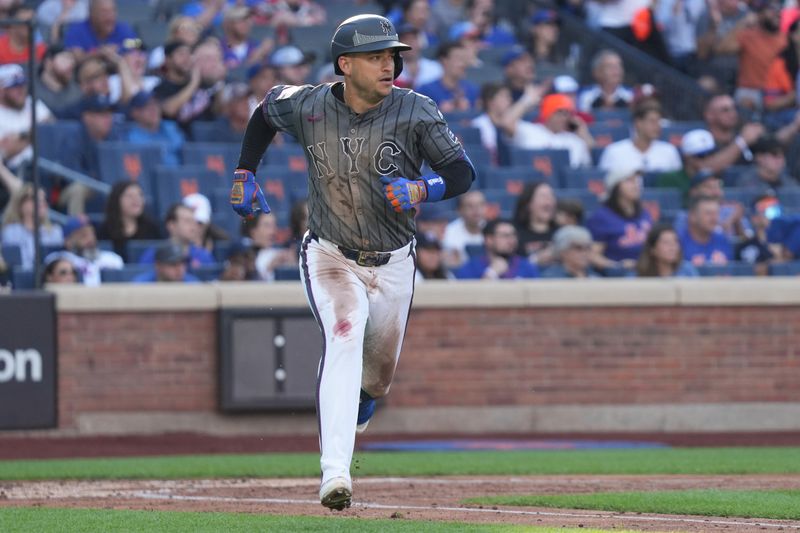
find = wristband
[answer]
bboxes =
[420,174,446,202]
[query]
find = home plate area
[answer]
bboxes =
[2,475,800,531]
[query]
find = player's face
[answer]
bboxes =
[342,49,396,103]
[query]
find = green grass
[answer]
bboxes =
[0,507,625,533]
[467,489,800,520]
[0,447,798,481]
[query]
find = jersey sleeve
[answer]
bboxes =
[261,84,313,137]
[414,95,465,171]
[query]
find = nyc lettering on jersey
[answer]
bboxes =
[307,139,401,178]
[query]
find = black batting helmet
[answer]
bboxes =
[330,14,411,79]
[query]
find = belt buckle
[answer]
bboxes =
[356,251,382,267]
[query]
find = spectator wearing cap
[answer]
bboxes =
[138,203,215,268]
[153,39,220,129]
[63,0,138,59]
[654,0,706,73]
[125,91,185,167]
[35,45,82,119]
[442,190,487,268]
[586,160,652,269]
[715,0,786,111]
[598,99,682,174]
[417,42,479,114]
[0,64,54,170]
[526,9,571,79]
[454,219,539,280]
[447,21,484,69]
[510,92,593,168]
[0,5,46,65]
[577,50,633,112]
[221,5,273,69]
[62,214,124,286]
[414,231,452,281]
[673,168,750,240]
[501,46,539,103]
[657,128,717,198]
[37,0,89,44]
[394,24,442,90]
[132,241,201,283]
[635,224,699,277]
[41,252,81,286]
[1,183,64,270]
[183,192,229,252]
[108,38,160,105]
[678,195,733,265]
[59,93,121,214]
[219,239,258,281]
[269,45,315,86]
[735,194,781,274]
[247,62,277,114]
[512,181,558,266]
[541,225,602,278]
[737,136,800,193]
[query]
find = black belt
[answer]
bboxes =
[337,246,392,267]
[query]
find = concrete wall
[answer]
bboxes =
[46,279,800,435]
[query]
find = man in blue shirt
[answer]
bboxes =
[678,196,733,265]
[133,241,201,283]
[64,0,137,57]
[126,91,185,167]
[416,41,479,114]
[455,219,539,279]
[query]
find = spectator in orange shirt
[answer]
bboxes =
[763,18,800,126]
[0,5,46,65]
[715,0,786,111]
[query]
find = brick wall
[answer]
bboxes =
[55,304,800,430]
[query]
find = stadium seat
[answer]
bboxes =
[11,268,35,290]
[449,125,482,145]
[557,188,601,214]
[720,165,751,187]
[153,165,220,219]
[768,261,800,276]
[181,142,241,177]
[660,121,706,147]
[135,20,168,49]
[482,189,516,219]
[562,167,606,197]
[2,245,22,269]
[96,142,162,212]
[642,189,682,222]
[588,123,629,148]
[465,244,485,258]
[274,266,301,281]
[508,148,570,183]
[591,109,631,126]
[37,121,84,171]
[189,120,244,143]
[465,64,504,85]
[696,262,756,277]
[264,144,308,172]
[101,265,152,283]
[482,166,550,195]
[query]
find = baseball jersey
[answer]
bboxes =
[262,83,465,252]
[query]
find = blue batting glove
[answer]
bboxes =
[231,169,270,219]
[380,176,427,212]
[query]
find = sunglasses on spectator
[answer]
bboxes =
[568,243,592,251]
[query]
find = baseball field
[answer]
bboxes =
[1,438,799,532]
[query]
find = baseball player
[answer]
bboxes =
[230,14,475,511]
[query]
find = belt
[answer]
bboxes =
[337,246,392,267]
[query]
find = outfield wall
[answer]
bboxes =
[40,279,800,435]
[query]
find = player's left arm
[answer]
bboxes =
[380,156,475,212]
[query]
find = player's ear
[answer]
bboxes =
[338,55,351,76]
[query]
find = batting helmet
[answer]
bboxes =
[330,14,411,79]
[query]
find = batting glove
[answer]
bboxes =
[231,169,270,219]
[380,175,446,213]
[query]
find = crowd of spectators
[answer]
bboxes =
[2,0,800,289]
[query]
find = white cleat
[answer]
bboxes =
[319,476,352,511]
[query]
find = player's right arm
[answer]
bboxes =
[230,102,278,219]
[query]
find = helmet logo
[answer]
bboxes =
[380,20,392,35]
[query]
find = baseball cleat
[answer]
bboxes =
[320,477,352,511]
[356,392,375,434]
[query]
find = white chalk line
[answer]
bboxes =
[132,490,800,530]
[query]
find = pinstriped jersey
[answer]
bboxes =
[262,82,466,252]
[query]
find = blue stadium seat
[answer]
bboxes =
[190,263,224,281]
[212,240,235,263]
[588,123,629,148]
[154,165,221,219]
[660,121,706,147]
[482,189,516,219]
[101,265,152,283]
[508,148,570,183]
[465,244,485,258]
[768,261,800,276]
[557,188,601,215]
[96,142,161,215]
[482,166,550,193]
[777,189,800,210]
[274,266,301,281]
[37,121,84,170]
[591,109,631,126]
[11,268,35,290]
[442,110,481,126]
[642,189,682,222]
[562,167,606,197]
[696,262,756,277]
[126,240,165,263]
[2,244,22,269]
[449,125,482,145]
[720,165,751,187]
[265,143,308,172]
[181,142,241,178]
[189,119,244,143]
[725,187,761,207]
